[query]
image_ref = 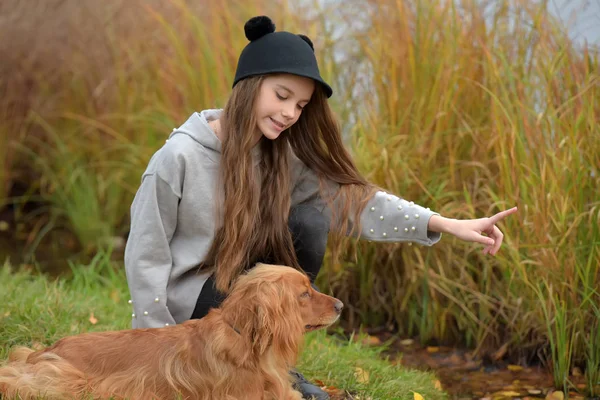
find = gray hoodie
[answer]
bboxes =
[124,109,441,329]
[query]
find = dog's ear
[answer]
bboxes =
[250,280,304,363]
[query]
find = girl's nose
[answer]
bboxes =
[281,104,296,120]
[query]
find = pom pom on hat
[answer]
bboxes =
[297,34,314,51]
[244,16,276,41]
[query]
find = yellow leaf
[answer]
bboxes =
[357,334,381,346]
[412,391,424,400]
[89,313,98,325]
[507,364,523,371]
[434,380,442,390]
[545,391,564,400]
[354,367,370,384]
[110,290,120,303]
[426,346,439,353]
[495,391,521,397]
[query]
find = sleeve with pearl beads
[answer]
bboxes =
[358,190,441,246]
[291,156,442,246]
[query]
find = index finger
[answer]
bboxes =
[489,206,518,224]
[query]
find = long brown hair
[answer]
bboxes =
[203,75,378,292]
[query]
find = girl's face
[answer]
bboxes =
[254,74,315,141]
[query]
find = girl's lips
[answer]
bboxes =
[270,117,285,131]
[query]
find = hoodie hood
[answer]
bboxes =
[168,109,262,163]
[169,109,223,153]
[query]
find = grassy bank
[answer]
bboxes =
[0,0,598,395]
[0,255,446,400]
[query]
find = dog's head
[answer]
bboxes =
[220,263,343,361]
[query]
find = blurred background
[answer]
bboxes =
[0,0,598,397]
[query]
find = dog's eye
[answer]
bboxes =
[300,291,310,298]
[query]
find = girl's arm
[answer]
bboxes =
[292,160,517,254]
[124,171,179,329]
[291,161,441,246]
[356,191,517,254]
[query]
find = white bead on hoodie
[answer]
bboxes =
[124,109,441,329]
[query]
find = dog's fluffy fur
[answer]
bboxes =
[0,263,343,400]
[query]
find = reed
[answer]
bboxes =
[320,0,599,393]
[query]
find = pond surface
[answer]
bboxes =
[358,331,596,400]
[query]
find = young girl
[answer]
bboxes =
[124,15,517,400]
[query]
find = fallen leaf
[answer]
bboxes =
[434,380,442,390]
[528,389,542,395]
[449,353,462,364]
[426,346,439,353]
[354,367,370,384]
[491,342,509,361]
[360,335,381,346]
[494,390,521,397]
[412,391,424,400]
[89,313,98,325]
[400,338,414,346]
[507,364,523,372]
[3,311,10,317]
[545,390,564,400]
[572,367,582,376]
[110,290,120,303]
[314,379,325,387]
[321,385,345,397]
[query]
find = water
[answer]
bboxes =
[550,0,600,48]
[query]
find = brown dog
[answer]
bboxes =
[0,263,343,399]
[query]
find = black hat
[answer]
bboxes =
[232,16,333,98]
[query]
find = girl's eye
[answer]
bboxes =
[297,105,305,110]
[301,291,310,298]
[276,92,287,100]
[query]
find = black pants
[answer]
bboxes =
[190,205,330,320]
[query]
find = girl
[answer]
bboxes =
[124,16,517,400]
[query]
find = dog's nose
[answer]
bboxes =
[334,300,344,314]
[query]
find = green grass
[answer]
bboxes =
[0,255,447,400]
[300,332,446,399]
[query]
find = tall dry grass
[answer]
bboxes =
[319,0,600,392]
[0,0,599,393]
